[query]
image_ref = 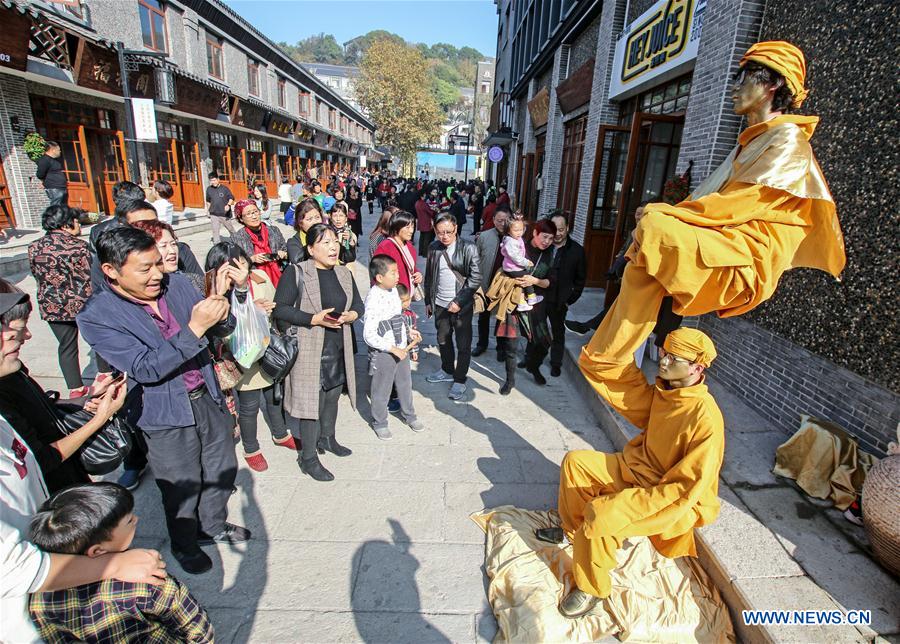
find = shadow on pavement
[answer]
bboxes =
[350,519,451,644]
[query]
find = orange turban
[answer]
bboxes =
[663,328,717,368]
[740,41,809,108]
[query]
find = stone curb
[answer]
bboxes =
[560,340,870,644]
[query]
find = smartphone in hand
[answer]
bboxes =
[204,269,217,297]
[324,313,341,324]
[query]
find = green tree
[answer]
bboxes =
[354,39,443,170]
[458,46,482,61]
[343,30,405,65]
[281,33,343,64]
[432,78,461,112]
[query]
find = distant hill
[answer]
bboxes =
[277,31,489,113]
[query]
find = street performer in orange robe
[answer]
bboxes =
[580,41,845,374]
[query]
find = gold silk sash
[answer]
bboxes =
[690,120,845,277]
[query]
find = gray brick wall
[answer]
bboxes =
[538,52,563,214]
[182,9,206,78]
[676,0,765,180]
[165,4,189,71]
[699,314,899,457]
[571,0,627,243]
[88,0,143,50]
[223,40,249,97]
[0,76,46,229]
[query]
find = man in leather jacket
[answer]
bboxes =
[423,212,481,400]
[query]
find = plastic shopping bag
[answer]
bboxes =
[284,204,296,227]
[227,291,271,369]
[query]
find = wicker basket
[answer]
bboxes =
[861,454,900,577]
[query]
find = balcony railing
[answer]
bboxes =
[488,91,514,134]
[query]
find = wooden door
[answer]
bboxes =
[584,125,630,286]
[609,112,685,266]
[603,112,684,305]
[72,125,98,213]
[146,139,182,210]
[0,161,16,231]
[228,148,248,199]
[556,116,589,219]
[93,131,129,215]
[265,152,278,195]
[179,142,204,208]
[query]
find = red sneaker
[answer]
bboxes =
[69,386,90,398]
[244,452,268,472]
[274,435,297,450]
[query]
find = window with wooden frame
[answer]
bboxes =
[247,60,259,96]
[277,77,286,108]
[556,114,588,216]
[619,74,692,124]
[206,37,224,80]
[138,0,168,52]
[328,108,336,131]
[299,92,310,116]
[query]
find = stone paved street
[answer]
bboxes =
[12,206,616,643]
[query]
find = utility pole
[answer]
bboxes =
[117,42,142,184]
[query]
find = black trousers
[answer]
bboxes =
[547,305,567,369]
[287,384,342,460]
[45,188,68,207]
[48,321,83,389]
[142,391,238,555]
[418,230,435,258]
[236,385,289,454]
[434,304,473,384]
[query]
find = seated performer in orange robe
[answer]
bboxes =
[580,41,845,371]
[539,328,724,617]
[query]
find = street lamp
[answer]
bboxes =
[117,42,176,184]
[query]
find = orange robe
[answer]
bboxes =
[581,115,845,366]
[559,362,725,597]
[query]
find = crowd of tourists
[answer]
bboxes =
[1,163,593,641]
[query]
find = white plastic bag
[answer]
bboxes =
[227,290,270,369]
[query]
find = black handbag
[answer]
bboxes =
[55,403,136,476]
[260,328,298,383]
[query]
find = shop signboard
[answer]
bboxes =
[608,0,706,101]
[359,154,367,168]
[132,98,158,142]
[488,146,505,163]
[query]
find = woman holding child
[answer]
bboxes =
[487,217,557,395]
[274,224,363,481]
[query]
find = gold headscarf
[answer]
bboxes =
[663,328,717,368]
[740,41,809,108]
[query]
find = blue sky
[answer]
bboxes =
[223,0,499,58]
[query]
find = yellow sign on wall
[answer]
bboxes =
[609,0,705,100]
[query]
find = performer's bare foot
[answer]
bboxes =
[559,588,600,618]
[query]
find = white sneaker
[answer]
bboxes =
[426,369,454,383]
[516,301,533,312]
[448,382,467,400]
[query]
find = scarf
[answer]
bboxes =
[246,224,282,286]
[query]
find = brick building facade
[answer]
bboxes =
[0,0,376,229]
[484,0,898,455]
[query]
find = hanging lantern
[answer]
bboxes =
[154,66,176,105]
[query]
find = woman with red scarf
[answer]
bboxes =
[231,199,288,286]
